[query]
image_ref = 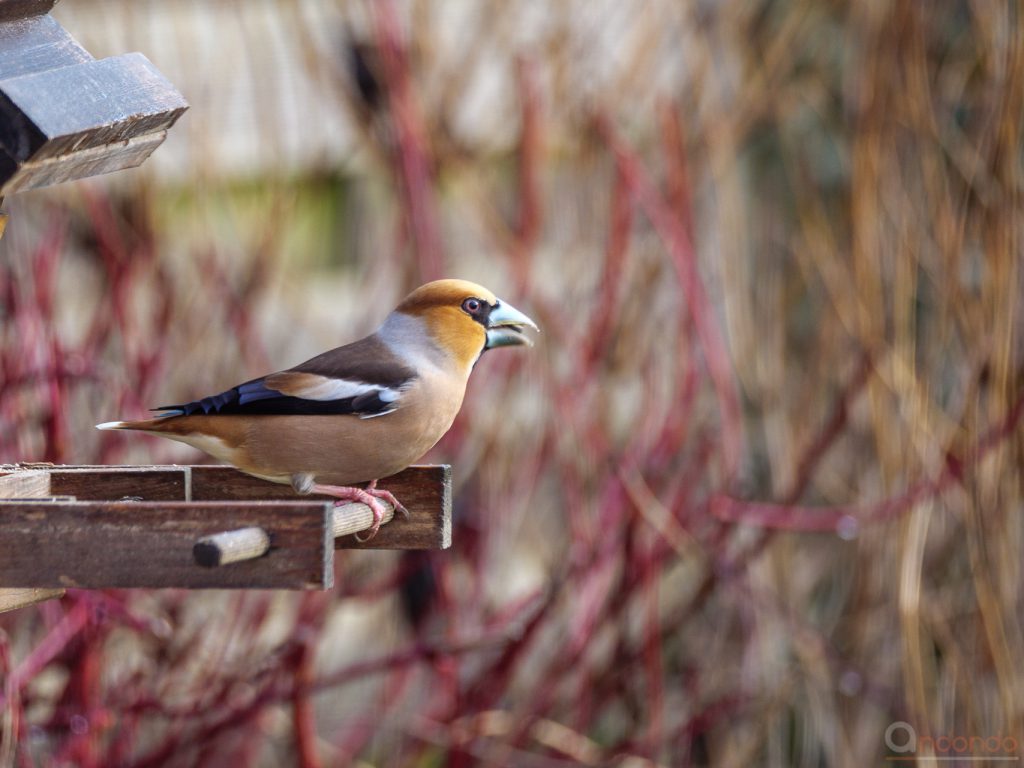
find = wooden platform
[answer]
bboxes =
[0,464,451,611]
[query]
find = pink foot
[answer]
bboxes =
[364,479,410,519]
[312,481,408,541]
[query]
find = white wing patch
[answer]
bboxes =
[289,375,401,404]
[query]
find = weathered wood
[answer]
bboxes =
[0,13,89,78]
[0,54,187,161]
[45,466,188,501]
[0,466,62,610]
[0,587,61,613]
[0,496,74,503]
[194,499,398,568]
[0,501,334,589]
[190,465,452,550]
[0,463,449,591]
[0,7,188,194]
[0,469,50,498]
[0,132,166,195]
[340,467,450,550]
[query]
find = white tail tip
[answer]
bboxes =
[95,421,126,430]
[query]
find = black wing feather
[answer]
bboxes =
[154,336,416,419]
[153,379,380,417]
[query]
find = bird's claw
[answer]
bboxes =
[364,480,410,519]
[351,493,389,542]
[309,481,407,541]
[352,481,410,541]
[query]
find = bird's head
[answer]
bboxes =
[395,279,538,371]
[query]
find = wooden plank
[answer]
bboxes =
[0,496,75,503]
[46,466,188,501]
[7,463,155,469]
[0,13,89,79]
[0,468,62,609]
[190,465,452,550]
[0,53,188,162]
[0,587,61,614]
[341,465,451,550]
[0,131,166,195]
[0,469,50,498]
[188,465,318,500]
[0,501,333,589]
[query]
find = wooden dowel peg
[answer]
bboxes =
[193,526,271,567]
[192,499,396,568]
[332,499,395,539]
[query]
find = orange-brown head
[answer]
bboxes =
[393,279,538,372]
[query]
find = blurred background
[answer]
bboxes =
[1,0,1022,765]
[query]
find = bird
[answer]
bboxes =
[97,279,538,539]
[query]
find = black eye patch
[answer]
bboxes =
[462,297,493,326]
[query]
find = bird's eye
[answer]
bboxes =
[462,298,482,314]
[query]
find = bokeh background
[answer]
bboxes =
[2,1,1023,765]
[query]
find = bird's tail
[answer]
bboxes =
[95,415,261,479]
[97,420,132,431]
[96,417,177,432]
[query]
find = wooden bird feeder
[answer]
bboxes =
[0,464,452,612]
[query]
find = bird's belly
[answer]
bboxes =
[238,404,458,486]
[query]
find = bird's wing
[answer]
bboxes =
[153,335,416,419]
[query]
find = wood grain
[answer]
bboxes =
[194,527,271,567]
[340,466,451,550]
[0,53,187,162]
[0,587,61,614]
[46,466,188,501]
[0,467,62,609]
[0,501,334,589]
[0,5,188,195]
[0,469,50,498]
[0,13,88,78]
[0,464,449,593]
[0,132,167,195]
[189,465,452,550]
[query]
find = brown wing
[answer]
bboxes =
[153,335,416,419]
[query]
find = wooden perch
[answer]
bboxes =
[0,464,451,607]
[194,527,273,567]
[193,498,400,568]
[188,465,450,550]
[331,499,397,539]
[0,0,188,195]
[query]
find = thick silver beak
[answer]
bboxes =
[485,299,539,349]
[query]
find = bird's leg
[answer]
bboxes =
[291,473,316,494]
[306,480,409,542]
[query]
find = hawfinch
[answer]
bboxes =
[97,279,538,537]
